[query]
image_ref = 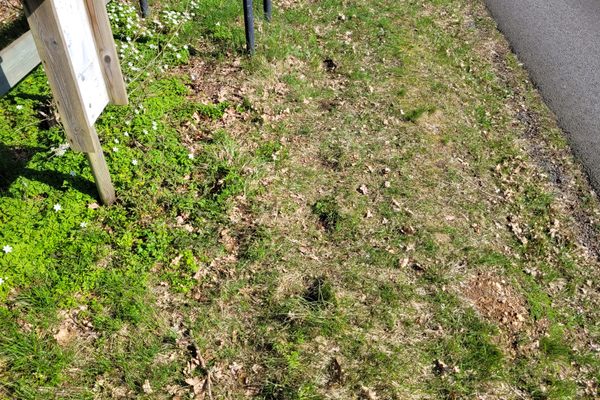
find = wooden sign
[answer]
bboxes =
[53,0,110,126]
[22,0,128,205]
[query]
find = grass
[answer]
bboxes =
[0,0,599,398]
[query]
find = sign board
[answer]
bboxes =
[53,0,110,125]
[23,0,128,205]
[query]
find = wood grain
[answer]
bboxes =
[1,0,111,97]
[23,0,97,152]
[0,31,40,96]
[86,125,116,205]
[85,0,128,105]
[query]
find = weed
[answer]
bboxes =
[311,196,342,233]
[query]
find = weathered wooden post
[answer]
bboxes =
[21,0,128,205]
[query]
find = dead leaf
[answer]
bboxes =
[357,184,369,195]
[88,202,100,209]
[142,379,153,394]
[54,326,74,345]
[399,257,410,268]
[360,386,379,400]
[185,376,206,396]
[171,255,183,266]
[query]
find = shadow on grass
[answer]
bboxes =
[0,142,97,198]
[0,13,28,50]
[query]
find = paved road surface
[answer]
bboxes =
[484,0,600,191]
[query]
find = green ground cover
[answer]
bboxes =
[0,0,599,398]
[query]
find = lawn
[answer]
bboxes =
[0,0,599,398]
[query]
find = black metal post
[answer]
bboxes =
[139,0,150,18]
[243,0,255,54]
[263,0,272,21]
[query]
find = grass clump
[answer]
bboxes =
[312,196,342,233]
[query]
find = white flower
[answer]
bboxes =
[80,222,88,228]
[124,131,130,137]
[143,129,149,135]
[51,143,70,157]
[53,203,62,212]
[0,277,4,285]
[132,159,138,166]
[114,138,120,144]
[112,147,119,152]
[2,245,12,254]
[70,171,76,177]
[16,105,23,110]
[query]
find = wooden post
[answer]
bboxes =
[22,0,127,205]
[22,0,100,153]
[87,127,116,205]
[85,0,128,106]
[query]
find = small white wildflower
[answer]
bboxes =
[112,147,119,152]
[15,105,23,110]
[143,129,149,135]
[51,143,70,157]
[124,131,130,137]
[53,203,62,212]
[132,159,138,166]
[70,171,76,177]
[176,53,182,59]
[2,245,13,254]
[188,153,195,160]
[0,277,4,285]
[80,222,88,228]
[114,138,120,144]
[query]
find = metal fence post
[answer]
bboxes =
[263,0,272,21]
[139,0,150,18]
[242,0,255,54]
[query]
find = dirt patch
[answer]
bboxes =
[175,56,247,104]
[462,272,529,335]
[53,306,97,346]
[0,0,21,26]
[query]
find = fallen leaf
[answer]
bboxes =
[142,379,153,394]
[54,326,74,345]
[185,376,205,395]
[357,184,369,195]
[399,257,410,268]
[360,386,379,400]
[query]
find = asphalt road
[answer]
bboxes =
[484,0,600,191]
